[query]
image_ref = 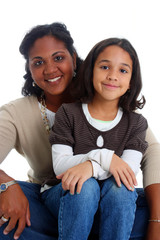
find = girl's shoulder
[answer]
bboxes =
[58,102,82,114]
[124,111,148,129]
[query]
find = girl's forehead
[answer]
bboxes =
[96,45,132,66]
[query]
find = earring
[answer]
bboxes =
[32,81,36,87]
[73,71,76,77]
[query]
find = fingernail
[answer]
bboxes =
[130,186,134,191]
[76,192,80,195]
[70,192,74,195]
[119,183,122,188]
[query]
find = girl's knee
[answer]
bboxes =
[101,177,137,204]
[76,178,100,204]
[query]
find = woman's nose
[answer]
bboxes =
[44,62,57,75]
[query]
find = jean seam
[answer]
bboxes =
[59,198,63,240]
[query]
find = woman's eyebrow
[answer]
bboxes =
[31,51,65,61]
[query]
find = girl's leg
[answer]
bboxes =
[42,178,100,240]
[0,181,58,240]
[99,176,138,240]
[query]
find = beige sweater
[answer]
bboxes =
[0,96,56,184]
[0,96,160,188]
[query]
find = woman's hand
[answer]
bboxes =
[0,171,30,239]
[56,160,93,195]
[109,154,137,191]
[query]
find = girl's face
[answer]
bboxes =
[92,45,132,106]
[28,35,76,98]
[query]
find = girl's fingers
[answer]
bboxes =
[112,171,121,188]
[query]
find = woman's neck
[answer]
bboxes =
[40,91,73,112]
[88,100,119,121]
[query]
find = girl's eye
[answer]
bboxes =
[101,65,109,70]
[54,56,63,61]
[120,69,128,73]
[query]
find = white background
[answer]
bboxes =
[0,0,160,187]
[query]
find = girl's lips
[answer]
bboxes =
[103,83,119,89]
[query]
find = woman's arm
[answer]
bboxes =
[145,184,160,240]
[141,127,160,240]
[0,106,30,239]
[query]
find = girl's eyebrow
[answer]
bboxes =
[98,59,131,69]
[31,51,65,61]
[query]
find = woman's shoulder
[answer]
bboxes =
[0,96,38,113]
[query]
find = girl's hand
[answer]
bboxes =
[109,154,137,191]
[56,161,93,195]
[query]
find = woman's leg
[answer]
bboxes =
[129,188,149,240]
[0,181,58,240]
[42,178,100,240]
[99,176,138,240]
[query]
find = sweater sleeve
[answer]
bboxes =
[141,127,160,188]
[0,107,18,163]
[52,144,114,176]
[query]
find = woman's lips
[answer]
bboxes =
[46,76,61,82]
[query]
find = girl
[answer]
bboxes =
[45,38,148,240]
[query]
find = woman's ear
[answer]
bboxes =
[73,52,77,70]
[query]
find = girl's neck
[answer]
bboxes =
[88,100,119,121]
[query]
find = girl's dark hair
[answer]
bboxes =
[19,22,82,97]
[73,38,145,112]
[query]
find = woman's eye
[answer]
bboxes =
[54,56,63,61]
[34,60,43,66]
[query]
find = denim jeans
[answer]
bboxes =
[0,181,58,240]
[0,180,149,239]
[42,177,141,240]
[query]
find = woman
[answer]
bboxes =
[0,22,82,240]
[0,22,159,240]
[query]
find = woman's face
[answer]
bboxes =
[28,35,76,98]
[92,45,132,106]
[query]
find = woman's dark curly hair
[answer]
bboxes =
[73,38,145,112]
[19,22,82,97]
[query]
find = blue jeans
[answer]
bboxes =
[0,181,58,240]
[42,177,142,240]
[0,180,149,239]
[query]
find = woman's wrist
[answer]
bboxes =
[145,183,160,219]
[0,169,13,183]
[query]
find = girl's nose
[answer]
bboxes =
[107,70,118,81]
